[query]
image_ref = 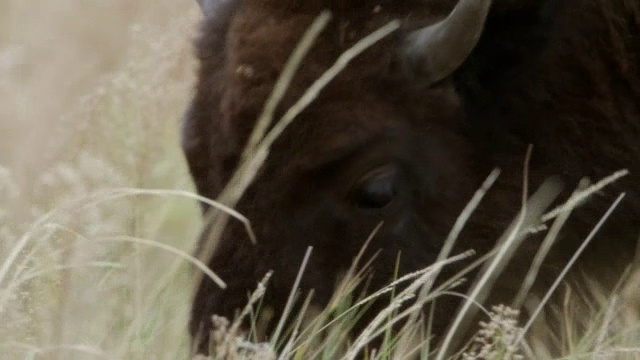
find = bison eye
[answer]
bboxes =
[353,166,397,209]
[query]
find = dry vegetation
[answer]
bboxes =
[0,1,638,359]
[1,1,201,358]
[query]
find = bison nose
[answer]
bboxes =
[352,165,397,209]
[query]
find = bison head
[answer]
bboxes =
[184,0,528,353]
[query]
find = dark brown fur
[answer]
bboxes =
[182,0,640,354]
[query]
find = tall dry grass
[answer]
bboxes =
[1,2,639,360]
[1,1,202,359]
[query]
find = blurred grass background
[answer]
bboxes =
[0,1,203,358]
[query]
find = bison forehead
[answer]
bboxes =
[241,0,449,15]
[210,5,467,162]
[223,8,395,85]
[219,0,456,88]
[272,98,462,169]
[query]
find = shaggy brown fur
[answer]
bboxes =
[182,0,640,354]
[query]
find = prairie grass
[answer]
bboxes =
[1,1,202,359]
[0,2,638,360]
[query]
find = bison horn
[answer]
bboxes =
[404,0,492,85]
[196,0,218,16]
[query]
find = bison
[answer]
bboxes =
[182,0,640,354]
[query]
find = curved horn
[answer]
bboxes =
[404,0,493,85]
[196,0,218,17]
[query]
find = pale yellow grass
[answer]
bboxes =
[1,1,202,359]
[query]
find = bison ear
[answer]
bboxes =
[404,0,492,85]
[196,0,218,17]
